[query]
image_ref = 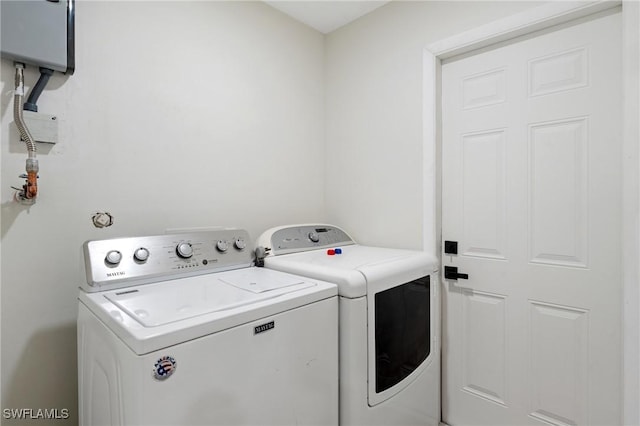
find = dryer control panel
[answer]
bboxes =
[82,229,253,292]
[258,224,355,256]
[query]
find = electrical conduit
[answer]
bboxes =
[13,63,38,201]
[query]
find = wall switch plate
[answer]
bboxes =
[19,111,58,144]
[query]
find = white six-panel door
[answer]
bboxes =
[442,11,622,426]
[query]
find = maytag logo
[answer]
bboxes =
[254,321,275,335]
[106,271,126,278]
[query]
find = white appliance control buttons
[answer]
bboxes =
[234,238,246,250]
[308,232,320,243]
[134,247,150,262]
[105,250,122,265]
[216,240,228,253]
[176,242,193,258]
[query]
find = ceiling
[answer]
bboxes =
[264,1,391,34]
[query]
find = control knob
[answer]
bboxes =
[216,240,229,253]
[234,238,246,250]
[308,232,320,243]
[176,242,193,258]
[134,247,150,262]
[105,250,122,265]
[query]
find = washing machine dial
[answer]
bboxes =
[234,238,246,250]
[134,247,150,262]
[176,242,193,258]
[216,240,229,253]
[308,232,320,243]
[105,250,122,265]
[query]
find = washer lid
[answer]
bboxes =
[103,268,314,327]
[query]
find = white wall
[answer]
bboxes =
[0,1,568,424]
[325,1,542,250]
[0,2,324,424]
[622,2,640,423]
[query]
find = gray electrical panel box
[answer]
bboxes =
[1,0,75,74]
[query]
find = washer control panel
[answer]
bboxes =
[82,229,252,292]
[260,224,354,256]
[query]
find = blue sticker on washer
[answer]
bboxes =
[153,356,177,381]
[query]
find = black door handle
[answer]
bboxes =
[444,266,469,280]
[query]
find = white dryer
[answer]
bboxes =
[78,229,338,426]
[257,224,440,426]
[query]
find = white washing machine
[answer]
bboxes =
[77,228,338,426]
[257,224,440,426]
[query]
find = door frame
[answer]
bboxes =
[422,1,640,424]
